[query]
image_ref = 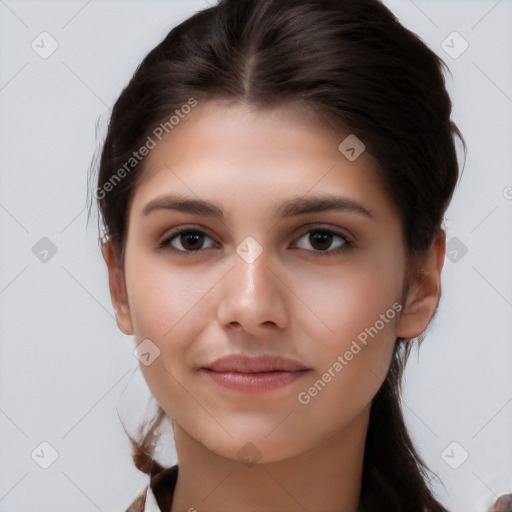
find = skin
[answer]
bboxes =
[103,98,445,512]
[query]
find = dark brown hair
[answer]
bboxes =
[89,0,466,510]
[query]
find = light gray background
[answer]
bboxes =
[0,1,511,511]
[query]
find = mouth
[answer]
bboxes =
[200,354,311,393]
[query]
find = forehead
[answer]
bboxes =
[128,98,396,221]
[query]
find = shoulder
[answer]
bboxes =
[126,465,179,512]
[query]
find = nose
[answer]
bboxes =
[216,242,288,335]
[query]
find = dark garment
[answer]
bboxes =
[126,465,178,512]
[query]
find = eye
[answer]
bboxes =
[158,225,353,256]
[293,228,352,255]
[158,227,217,253]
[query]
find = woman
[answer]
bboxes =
[90,0,466,510]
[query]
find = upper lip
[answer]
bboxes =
[203,354,310,373]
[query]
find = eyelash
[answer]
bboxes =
[157,225,354,257]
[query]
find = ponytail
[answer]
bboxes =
[361,341,448,512]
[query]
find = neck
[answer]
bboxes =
[170,405,370,512]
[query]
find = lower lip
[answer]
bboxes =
[200,369,309,393]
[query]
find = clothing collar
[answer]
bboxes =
[143,485,161,512]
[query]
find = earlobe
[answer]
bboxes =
[396,230,446,339]
[102,242,134,336]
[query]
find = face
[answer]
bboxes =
[106,98,442,464]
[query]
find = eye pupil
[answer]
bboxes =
[310,231,332,251]
[182,232,203,250]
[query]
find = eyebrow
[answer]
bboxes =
[141,193,374,220]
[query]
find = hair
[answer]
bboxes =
[88,0,467,510]
[490,494,512,512]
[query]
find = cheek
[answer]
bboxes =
[125,250,212,341]
[290,248,403,418]
[124,252,216,416]
[294,269,400,428]
[294,247,404,352]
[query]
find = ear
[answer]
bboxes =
[396,230,446,339]
[102,241,134,335]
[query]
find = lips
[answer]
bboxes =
[203,354,310,373]
[200,354,311,393]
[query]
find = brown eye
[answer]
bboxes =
[180,231,204,250]
[294,228,351,255]
[309,231,334,251]
[159,228,216,252]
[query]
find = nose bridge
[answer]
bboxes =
[232,236,276,305]
[216,236,287,330]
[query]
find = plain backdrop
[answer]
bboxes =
[0,1,511,511]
